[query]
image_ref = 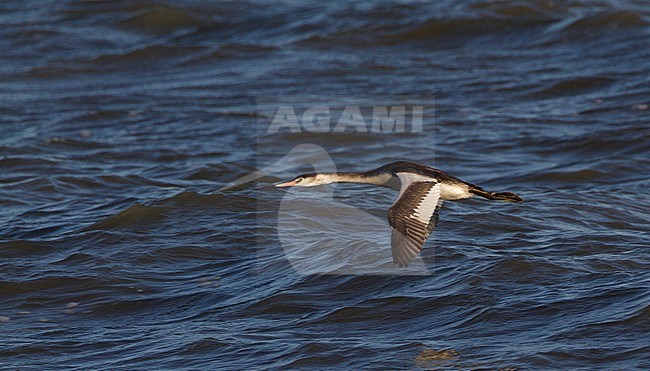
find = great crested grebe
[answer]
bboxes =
[276,161,523,267]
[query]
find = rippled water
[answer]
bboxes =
[1,0,649,368]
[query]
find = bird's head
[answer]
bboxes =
[275,173,332,187]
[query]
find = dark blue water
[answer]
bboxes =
[1,0,649,368]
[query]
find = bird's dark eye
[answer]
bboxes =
[295,177,303,183]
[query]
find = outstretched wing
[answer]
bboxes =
[388,173,443,267]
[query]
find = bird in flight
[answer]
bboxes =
[276,161,523,267]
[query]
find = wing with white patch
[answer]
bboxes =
[387,179,442,267]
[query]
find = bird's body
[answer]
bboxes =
[276,161,523,267]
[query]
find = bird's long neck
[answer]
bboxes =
[319,171,398,189]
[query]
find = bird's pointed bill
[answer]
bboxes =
[275,180,297,187]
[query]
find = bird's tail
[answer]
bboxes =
[470,187,524,203]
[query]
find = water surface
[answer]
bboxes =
[1,0,649,368]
